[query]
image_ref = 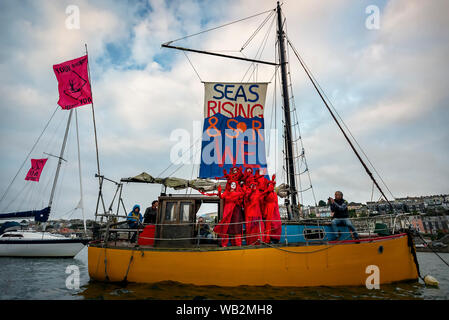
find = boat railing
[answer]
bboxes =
[93,214,414,246]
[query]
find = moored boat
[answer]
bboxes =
[0,230,89,258]
[88,232,418,287]
[87,2,422,287]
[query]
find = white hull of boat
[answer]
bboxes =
[0,231,88,257]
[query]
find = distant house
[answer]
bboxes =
[409,216,425,233]
[366,194,448,215]
[348,202,363,211]
[315,206,331,218]
[199,212,218,223]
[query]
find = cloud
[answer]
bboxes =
[0,0,448,221]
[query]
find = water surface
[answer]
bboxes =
[0,248,448,300]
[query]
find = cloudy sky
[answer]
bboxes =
[0,0,448,220]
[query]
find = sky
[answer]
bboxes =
[0,0,448,221]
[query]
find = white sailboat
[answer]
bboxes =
[0,108,89,257]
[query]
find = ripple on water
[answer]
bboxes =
[1,250,448,300]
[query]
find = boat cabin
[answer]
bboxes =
[154,195,223,247]
[143,195,355,248]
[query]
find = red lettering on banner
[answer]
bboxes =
[206,116,220,137]
[206,102,264,119]
[222,145,236,167]
[251,104,263,118]
[238,104,248,118]
[221,102,234,118]
[252,120,263,141]
[225,119,239,139]
[214,137,237,167]
[207,101,217,117]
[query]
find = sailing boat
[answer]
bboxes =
[87,3,421,287]
[0,56,92,258]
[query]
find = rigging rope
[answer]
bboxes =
[240,10,275,51]
[165,8,275,45]
[283,20,317,208]
[183,51,203,82]
[240,13,277,82]
[0,106,59,205]
[286,37,395,200]
[157,13,278,181]
[287,38,394,207]
[156,135,202,178]
[414,231,449,268]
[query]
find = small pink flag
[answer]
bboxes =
[53,55,92,110]
[25,159,48,182]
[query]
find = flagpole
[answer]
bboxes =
[85,44,101,178]
[75,109,87,234]
[85,44,107,221]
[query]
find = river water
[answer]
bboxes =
[0,248,448,300]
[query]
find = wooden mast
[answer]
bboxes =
[277,2,299,219]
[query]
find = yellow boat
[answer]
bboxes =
[87,3,422,289]
[88,232,418,287]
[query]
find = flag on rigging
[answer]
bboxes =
[199,82,269,178]
[25,158,48,182]
[53,55,92,110]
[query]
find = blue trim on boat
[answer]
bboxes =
[280,224,353,243]
[0,207,50,222]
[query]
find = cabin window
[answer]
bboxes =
[1,234,23,238]
[165,202,176,221]
[180,202,191,222]
[303,228,325,240]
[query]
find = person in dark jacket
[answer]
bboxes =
[195,216,213,244]
[143,200,158,224]
[127,204,143,242]
[329,191,359,240]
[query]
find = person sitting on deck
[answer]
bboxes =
[143,200,158,224]
[329,191,359,240]
[195,216,213,244]
[127,204,143,242]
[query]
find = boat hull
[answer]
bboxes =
[88,234,419,287]
[0,239,88,257]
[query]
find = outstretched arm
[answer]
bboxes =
[198,190,218,197]
[215,169,229,181]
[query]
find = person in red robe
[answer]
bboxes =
[254,169,270,215]
[241,167,257,189]
[262,175,282,243]
[213,181,244,247]
[243,183,266,245]
[217,167,244,191]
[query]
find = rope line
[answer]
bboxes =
[286,37,395,200]
[165,8,275,45]
[0,106,59,204]
[183,51,202,82]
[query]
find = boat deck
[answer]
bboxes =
[89,233,408,252]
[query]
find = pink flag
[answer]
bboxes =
[53,55,92,110]
[25,159,48,182]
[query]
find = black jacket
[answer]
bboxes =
[143,207,157,224]
[330,199,349,219]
